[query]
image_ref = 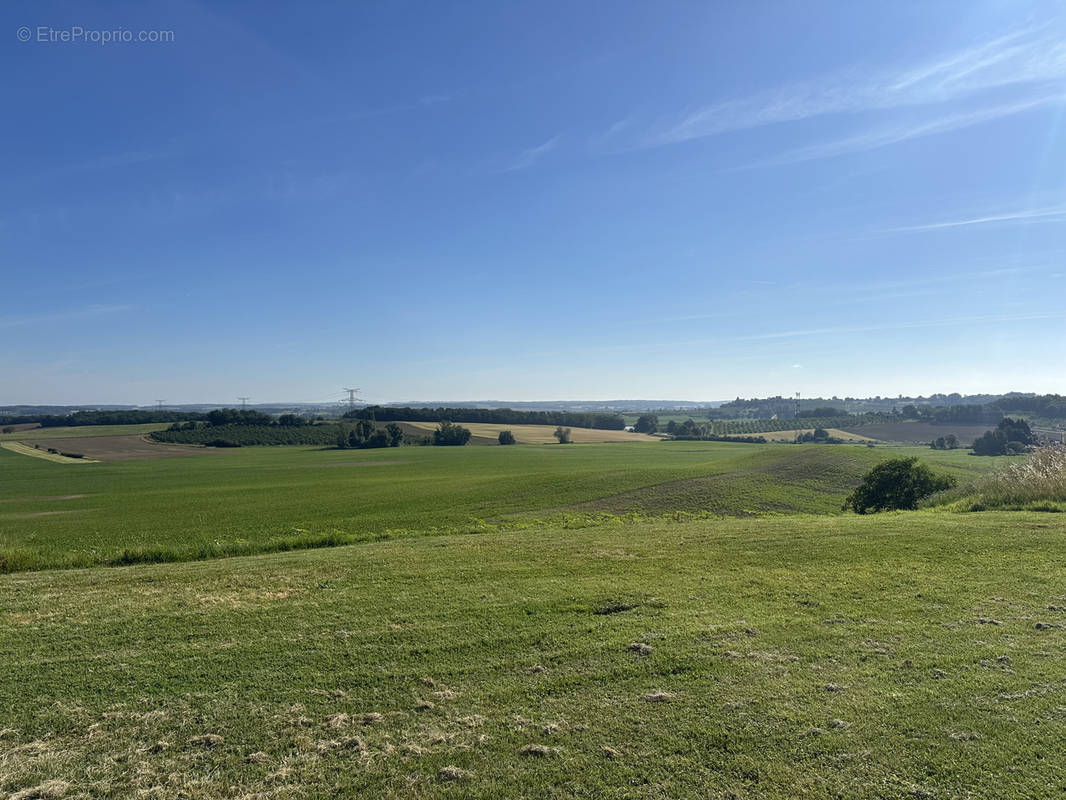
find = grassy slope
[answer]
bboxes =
[0,423,170,441]
[3,511,1065,798]
[0,443,993,572]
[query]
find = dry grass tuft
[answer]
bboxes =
[415,700,436,711]
[10,781,70,800]
[438,765,474,782]
[602,746,621,759]
[360,712,385,725]
[324,713,350,729]
[643,690,674,703]
[627,642,654,655]
[926,444,1066,509]
[246,751,271,763]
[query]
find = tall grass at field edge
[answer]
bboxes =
[922,445,1066,511]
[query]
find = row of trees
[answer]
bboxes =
[0,409,203,428]
[151,424,341,447]
[336,420,404,450]
[929,434,960,450]
[972,418,1034,456]
[899,404,1002,424]
[991,394,1066,419]
[433,421,472,446]
[348,406,625,430]
[667,417,863,437]
[795,428,844,444]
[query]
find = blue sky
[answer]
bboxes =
[3,1,1065,404]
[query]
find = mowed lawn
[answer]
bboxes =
[0,440,995,572]
[2,512,1065,798]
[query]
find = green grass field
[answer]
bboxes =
[3,511,1065,799]
[0,439,993,573]
[2,429,1057,798]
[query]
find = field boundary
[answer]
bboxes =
[0,441,99,463]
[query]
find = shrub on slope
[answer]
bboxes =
[843,457,955,514]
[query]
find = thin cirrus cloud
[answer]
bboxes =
[500,135,561,172]
[623,25,1066,151]
[735,92,1066,168]
[881,204,1066,233]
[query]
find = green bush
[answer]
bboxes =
[554,426,572,444]
[843,457,956,514]
[433,421,471,446]
[498,430,516,445]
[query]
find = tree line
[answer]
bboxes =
[0,409,204,428]
[347,406,625,430]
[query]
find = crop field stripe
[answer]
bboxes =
[0,441,98,463]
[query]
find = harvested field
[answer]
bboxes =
[840,421,993,444]
[735,427,876,443]
[22,435,216,462]
[0,423,40,432]
[398,421,660,444]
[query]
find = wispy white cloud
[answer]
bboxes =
[0,305,132,329]
[501,135,561,172]
[734,93,1066,167]
[621,26,1066,151]
[881,204,1066,233]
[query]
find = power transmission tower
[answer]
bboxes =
[238,397,250,408]
[342,388,361,411]
[156,399,166,410]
